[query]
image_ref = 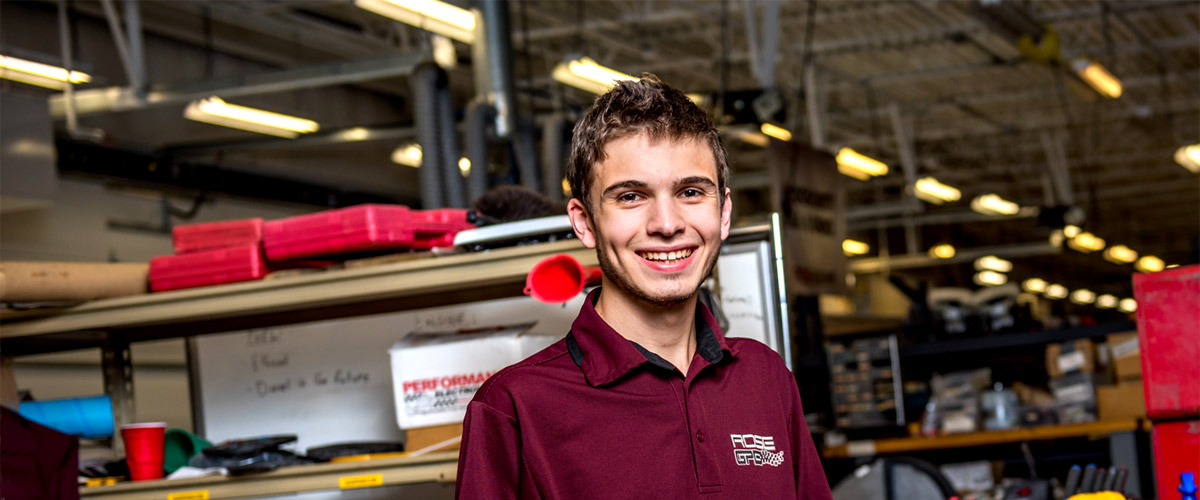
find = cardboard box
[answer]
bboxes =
[389,329,556,429]
[1097,379,1146,420]
[1107,332,1142,380]
[406,422,463,453]
[1046,339,1096,378]
[1050,373,1099,424]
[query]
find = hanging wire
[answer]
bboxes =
[519,0,534,114]
[574,1,585,55]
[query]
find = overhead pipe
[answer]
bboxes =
[57,0,78,134]
[475,0,540,192]
[98,0,143,93]
[514,114,540,194]
[436,82,466,208]
[540,114,568,201]
[464,100,494,203]
[410,63,444,209]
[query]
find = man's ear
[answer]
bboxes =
[720,187,732,241]
[567,198,597,248]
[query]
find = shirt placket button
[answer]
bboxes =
[696,430,704,443]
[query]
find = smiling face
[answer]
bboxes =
[568,133,732,307]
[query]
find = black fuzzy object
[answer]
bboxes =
[471,185,567,223]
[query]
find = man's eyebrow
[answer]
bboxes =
[677,176,717,188]
[601,180,648,198]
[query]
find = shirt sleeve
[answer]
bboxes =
[455,399,524,500]
[785,367,834,500]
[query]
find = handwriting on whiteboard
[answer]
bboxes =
[252,369,372,398]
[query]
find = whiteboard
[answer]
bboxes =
[193,231,786,451]
[718,241,776,349]
[193,295,586,452]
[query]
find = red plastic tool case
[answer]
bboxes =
[149,245,269,292]
[1133,264,1200,420]
[172,218,264,254]
[263,205,415,261]
[263,205,471,261]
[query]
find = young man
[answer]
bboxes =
[456,76,832,500]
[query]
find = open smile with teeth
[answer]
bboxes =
[637,248,695,264]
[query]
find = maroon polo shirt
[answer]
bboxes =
[456,289,832,499]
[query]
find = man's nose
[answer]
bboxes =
[647,198,685,237]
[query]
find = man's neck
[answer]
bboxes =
[593,282,698,374]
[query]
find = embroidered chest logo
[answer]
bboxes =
[730,433,785,467]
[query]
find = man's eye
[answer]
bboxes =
[681,188,703,198]
[618,192,642,202]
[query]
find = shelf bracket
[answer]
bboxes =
[102,333,135,457]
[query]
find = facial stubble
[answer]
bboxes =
[591,218,721,308]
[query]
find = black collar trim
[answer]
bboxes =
[569,288,727,371]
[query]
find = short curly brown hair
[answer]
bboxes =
[566,74,730,210]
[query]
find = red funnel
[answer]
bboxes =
[525,254,602,304]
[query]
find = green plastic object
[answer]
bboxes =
[162,428,212,474]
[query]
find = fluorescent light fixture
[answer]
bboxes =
[974,255,1013,273]
[353,0,476,43]
[0,54,91,90]
[760,123,793,142]
[1022,277,1047,293]
[1175,144,1200,174]
[1103,244,1138,264]
[1072,57,1122,98]
[974,270,1008,286]
[340,127,371,142]
[736,130,770,148]
[842,239,869,256]
[1118,298,1137,313]
[836,148,889,181]
[431,35,458,68]
[391,144,422,167]
[551,56,637,95]
[1063,225,1081,238]
[1067,232,1106,253]
[1070,289,1096,305]
[184,96,318,138]
[1050,230,1066,248]
[970,193,1020,215]
[929,244,956,259]
[1135,255,1165,273]
[1045,284,1068,299]
[458,157,471,177]
[913,177,961,204]
[1096,294,1118,309]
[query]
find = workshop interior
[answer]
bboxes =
[1,0,1198,499]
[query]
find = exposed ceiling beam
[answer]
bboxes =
[49,52,424,117]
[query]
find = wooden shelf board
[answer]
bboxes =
[1,241,593,347]
[80,451,458,500]
[822,419,1146,459]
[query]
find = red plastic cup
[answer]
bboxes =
[121,422,167,481]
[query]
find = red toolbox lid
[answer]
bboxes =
[150,245,268,292]
[172,218,264,254]
[262,204,416,261]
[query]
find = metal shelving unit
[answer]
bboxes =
[1,240,596,496]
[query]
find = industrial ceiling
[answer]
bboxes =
[2,0,1197,301]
